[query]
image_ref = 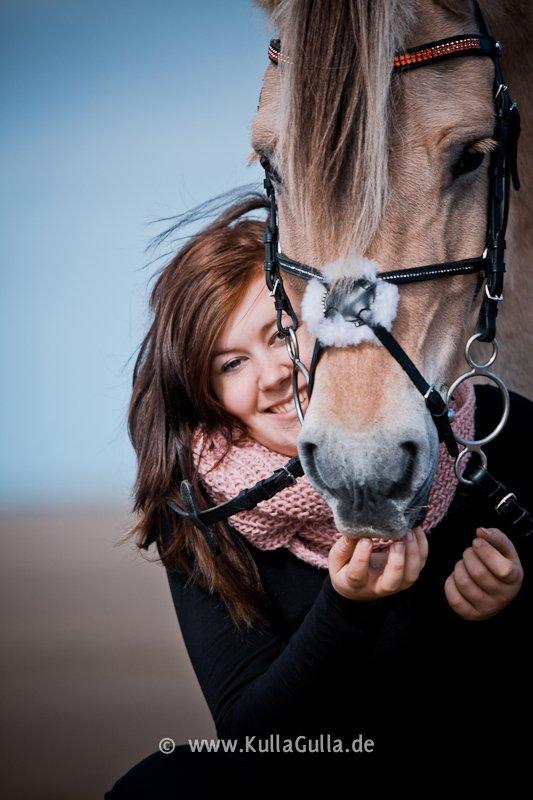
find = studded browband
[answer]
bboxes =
[268,33,502,72]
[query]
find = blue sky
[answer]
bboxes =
[0,0,274,507]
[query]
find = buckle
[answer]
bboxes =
[485,284,504,302]
[495,81,507,99]
[273,465,298,485]
[495,492,517,513]
[268,277,280,297]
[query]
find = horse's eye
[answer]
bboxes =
[452,148,485,178]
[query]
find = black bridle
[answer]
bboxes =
[168,2,532,554]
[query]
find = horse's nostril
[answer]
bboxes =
[300,440,347,503]
[301,436,422,505]
[299,440,324,486]
[400,441,418,471]
[391,440,419,497]
[300,441,317,469]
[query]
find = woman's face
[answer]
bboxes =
[211,271,315,456]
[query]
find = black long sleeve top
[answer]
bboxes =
[163,386,532,771]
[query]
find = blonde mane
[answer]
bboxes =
[270,0,414,257]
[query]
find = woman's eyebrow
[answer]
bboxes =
[213,318,277,358]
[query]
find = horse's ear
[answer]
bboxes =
[254,0,280,16]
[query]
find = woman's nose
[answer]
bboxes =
[257,354,291,392]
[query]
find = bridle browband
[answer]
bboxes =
[167,2,532,554]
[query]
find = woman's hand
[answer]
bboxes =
[329,527,428,602]
[444,527,524,621]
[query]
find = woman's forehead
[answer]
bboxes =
[216,275,275,349]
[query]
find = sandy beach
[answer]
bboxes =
[0,504,215,799]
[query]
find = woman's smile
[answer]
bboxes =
[210,272,315,456]
[262,390,308,417]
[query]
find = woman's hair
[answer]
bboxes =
[127,190,279,631]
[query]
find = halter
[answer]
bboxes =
[168,1,532,554]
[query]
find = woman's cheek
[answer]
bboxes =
[221,374,256,420]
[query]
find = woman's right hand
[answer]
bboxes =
[328,527,428,602]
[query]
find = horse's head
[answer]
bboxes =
[252,0,516,538]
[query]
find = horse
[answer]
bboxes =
[251,0,533,538]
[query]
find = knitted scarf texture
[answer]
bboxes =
[192,382,476,569]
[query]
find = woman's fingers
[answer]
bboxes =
[343,537,373,589]
[462,547,504,595]
[375,540,406,594]
[444,572,479,619]
[329,534,357,573]
[402,530,422,584]
[452,559,489,605]
[330,529,427,601]
[414,526,429,563]
[375,527,428,593]
[472,528,522,583]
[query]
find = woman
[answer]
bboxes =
[106,193,530,796]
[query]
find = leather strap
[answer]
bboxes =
[170,481,221,556]
[169,458,304,537]
[357,313,459,458]
[277,251,487,288]
[467,466,533,539]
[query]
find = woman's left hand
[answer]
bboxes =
[444,527,524,621]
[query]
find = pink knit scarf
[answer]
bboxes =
[192,382,476,569]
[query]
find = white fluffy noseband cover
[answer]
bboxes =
[301,256,399,347]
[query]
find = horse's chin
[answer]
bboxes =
[330,502,410,541]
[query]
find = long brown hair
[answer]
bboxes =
[127,191,277,631]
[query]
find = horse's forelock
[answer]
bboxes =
[274,0,415,259]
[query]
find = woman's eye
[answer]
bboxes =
[452,148,485,178]
[222,358,243,373]
[272,331,286,346]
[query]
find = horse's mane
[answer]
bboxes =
[271,0,415,258]
[270,0,481,259]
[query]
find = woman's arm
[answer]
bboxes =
[165,566,393,740]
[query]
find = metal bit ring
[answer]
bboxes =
[446,369,509,448]
[285,326,310,425]
[454,446,488,485]
[464,332,499,370]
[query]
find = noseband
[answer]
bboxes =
[168,1,532,553]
